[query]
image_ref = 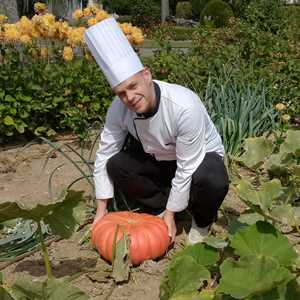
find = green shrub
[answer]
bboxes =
[130,0,160,27]
[200,0,234,27]
[117,15,132,23]
[102,0,132,15]
[149,18,300,123]
[149,25,196,40]
[0,46,112,142]
[176,1,193,19]
[191,0,210,20]
[242,0,286,34]
[223,0,251,18]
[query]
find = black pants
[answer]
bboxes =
[106,138,229,228]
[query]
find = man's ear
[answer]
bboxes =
[142,67,152,83]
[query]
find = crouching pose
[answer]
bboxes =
[85,18,229,244]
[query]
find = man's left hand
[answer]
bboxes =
[163,210,177,243]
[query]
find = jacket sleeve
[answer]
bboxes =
[166,103,206,212]
[93,99,128,199]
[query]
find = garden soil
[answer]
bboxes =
[1,134,297,299]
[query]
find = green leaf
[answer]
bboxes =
[15,123,25,134]
[170,290,211,300]
[112,230,131,283]
[230,221,297,267]
[5,95,16,103]
[3,116,14,126]
[0,190,86,239]
[218,256,294,299]
[280,130,300,156]
[203,236,228,249]
[174,243,219,266]
[271,204,300,227]
[237,211,265,225]
[12,277,89,299]
[238,137,273,169]
[43,190,86,239]
[236,179,283,211]
[34,126,47,136]
[160,256,210,300]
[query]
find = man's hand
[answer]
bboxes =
[92,199,109,228]
[163,209,177,243]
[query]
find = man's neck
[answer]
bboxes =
[137,81,160,119]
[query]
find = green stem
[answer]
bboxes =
[37,221,53,279]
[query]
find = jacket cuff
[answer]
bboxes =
[94,175,114,199]
[166,188,189,212]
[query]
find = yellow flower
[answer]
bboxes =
[88,17,98,27]
[55,21,70,40]
[0,15,7,24]
[83,7,93,17]
[63,46,73,61]
[119,22,132,35]
[131,28,144,45]
[20,34,32,44]
[34,2,47,14]
[72,9,83,20]
[17,16,35,36]
[275,103,286,111]
[40,47,49,58]
[3,24,20,42]
[282,114,291,122]
[67,27,85,46]
[95,10,109,22]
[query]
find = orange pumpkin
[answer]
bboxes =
[92,211,170,265]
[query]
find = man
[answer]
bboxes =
[85,17,229,244]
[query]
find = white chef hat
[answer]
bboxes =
[84,17,144,88]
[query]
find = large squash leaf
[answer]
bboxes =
[173,243,219,266]
[235,179,283,211]
[112,230,131,283]
[0,190,86,239]
[160,256,210,300]
[12,277,89,299]
[218,256,294,299]
[43,191,86,238]
[230,221,297,267]
[280,130,300,156]
[238,137,273,170]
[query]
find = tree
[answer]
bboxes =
[161,0,169,23]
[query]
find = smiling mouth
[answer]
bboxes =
[131,98,142,107]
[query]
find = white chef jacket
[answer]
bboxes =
[93,80,224,212]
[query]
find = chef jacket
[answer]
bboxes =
[93,80,225,212]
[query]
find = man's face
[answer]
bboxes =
[113,68,155,114]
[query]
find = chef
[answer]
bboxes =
[84,17,229,244]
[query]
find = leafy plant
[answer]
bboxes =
[130,0,160,27]
[234,130,300,232]
[202,71,277,157]
[191,0,210,20]
[160,221,300,299]
[242,0,287,34]
[200,0,234,28]
[175,1,193,19]
[0,190,87,278]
